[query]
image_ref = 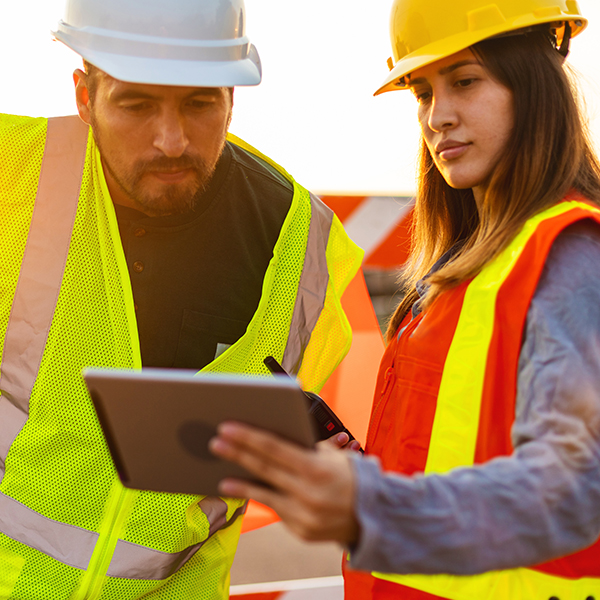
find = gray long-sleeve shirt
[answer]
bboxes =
[349,221,600,575]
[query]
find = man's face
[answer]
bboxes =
[76,70,232,216]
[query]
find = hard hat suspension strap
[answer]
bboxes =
[557,21,572,58]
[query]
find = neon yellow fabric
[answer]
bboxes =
[0,116,361,598]
[298,214,358,392]
[373,201,600,599]
[375,566,600,600]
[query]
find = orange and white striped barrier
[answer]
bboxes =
[320,195,414,269]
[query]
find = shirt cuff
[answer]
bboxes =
[347,453,411,571]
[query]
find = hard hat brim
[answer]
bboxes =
[77,51,262,87]
[53,22,262,87]
[375,16,587,96]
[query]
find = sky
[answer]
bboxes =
[2,0,599,194]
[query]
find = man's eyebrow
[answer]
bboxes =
[110,88,221,102]
[408,59,481,86]
[184,88,222,99]
[111,90,158,102]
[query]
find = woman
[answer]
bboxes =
[210,0,600,597]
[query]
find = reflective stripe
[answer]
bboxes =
[0,485,246,579]
[426,201,600,475]
[0,116,88,481]
[107,502,247,580]
[374,566,600,599]
[282,193,332,375]
[198,496,230,538]
[0,491,98,570]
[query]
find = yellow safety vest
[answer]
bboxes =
[0,115,362,599]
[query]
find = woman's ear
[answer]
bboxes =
[73,69,92,125]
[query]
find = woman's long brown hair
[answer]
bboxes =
[386,30,600,342]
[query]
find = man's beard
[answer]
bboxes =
[91,122,220,217]
[105,153,216,216]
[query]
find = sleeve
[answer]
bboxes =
[348,222,600,575]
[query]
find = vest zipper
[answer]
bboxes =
[72,482,137,600]
[366,365,396,448]
[381,367,394,396]
[366,310,426,448]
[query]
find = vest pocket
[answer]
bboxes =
[174,309,248,370]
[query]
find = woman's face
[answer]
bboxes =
[409,48,514,199]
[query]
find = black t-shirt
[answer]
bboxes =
[114,141,293,370]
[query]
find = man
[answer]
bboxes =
[0,0,362,597]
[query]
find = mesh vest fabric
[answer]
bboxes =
[0,115,362,599]
[344,199,600,600]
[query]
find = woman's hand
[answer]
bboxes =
[209,422,360,546]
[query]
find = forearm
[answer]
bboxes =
[349,438,600,574]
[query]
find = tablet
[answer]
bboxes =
[84,368,316,496]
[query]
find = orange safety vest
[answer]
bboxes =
[344,196,600,600]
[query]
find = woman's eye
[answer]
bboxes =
[455,78,476,88]
[412,90,431,102]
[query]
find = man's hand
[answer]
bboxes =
[321,431,362,452]
[209,422,360,546]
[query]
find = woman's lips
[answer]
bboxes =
[436,141,470,161]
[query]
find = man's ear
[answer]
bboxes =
[73,69,92,125]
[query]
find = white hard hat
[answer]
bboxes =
[52,0,262,87]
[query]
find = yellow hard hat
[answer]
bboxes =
[375,0,587,95]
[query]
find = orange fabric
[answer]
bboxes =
[371,579,447,599]
[345,200,600,598]
[476,206,600,463]
[366,282,468,474]
[343,562,447,600]
[474,205,600,579]
[343,566,375,599]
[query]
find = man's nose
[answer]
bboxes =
[153,109,190,157]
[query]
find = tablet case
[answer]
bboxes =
[84,368,316,496]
